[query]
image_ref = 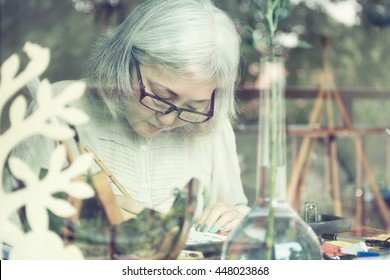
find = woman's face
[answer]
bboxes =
[125,64,215,138]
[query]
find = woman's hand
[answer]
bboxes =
[115,195,149,221]
[194,202,245,234]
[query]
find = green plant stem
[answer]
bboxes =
[266,0,276,57]
[257,0,289,260]
[263,0,279,260]
[265,66,279,260]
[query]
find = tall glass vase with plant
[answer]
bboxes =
[221,0,322,260]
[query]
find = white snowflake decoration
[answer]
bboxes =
[0,42,94,259]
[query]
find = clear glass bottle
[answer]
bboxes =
[221,57,322,260]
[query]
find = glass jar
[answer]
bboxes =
[221,57,322,260]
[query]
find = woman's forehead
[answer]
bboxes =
[141,61,216,82]
[141,64,216,100]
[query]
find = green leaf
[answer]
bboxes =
[280,0,290,9]
[296,40,312,49]
[252,0,264,14]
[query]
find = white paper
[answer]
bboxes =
[185,227,227,245]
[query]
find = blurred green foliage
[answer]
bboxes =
[1,0,390,90]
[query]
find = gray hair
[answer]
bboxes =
[88,0,240,134]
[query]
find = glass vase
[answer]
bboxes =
[221,57,322,260]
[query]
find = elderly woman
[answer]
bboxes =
[11,0,250,234]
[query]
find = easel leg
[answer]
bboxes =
[354,137,390,230]
[287,89,326,206]
[354,136,363,231]
[329,136,342,216]
[333,89,390,229]
[293,138,316,211]
[326,89,342,216]
[288,136,314,208]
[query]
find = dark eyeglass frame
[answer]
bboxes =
[132,60,215,124]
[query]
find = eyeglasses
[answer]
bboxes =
[133,60,214,124]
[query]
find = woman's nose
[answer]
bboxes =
[157,110,177,126]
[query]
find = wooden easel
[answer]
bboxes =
[286,37,390,230]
